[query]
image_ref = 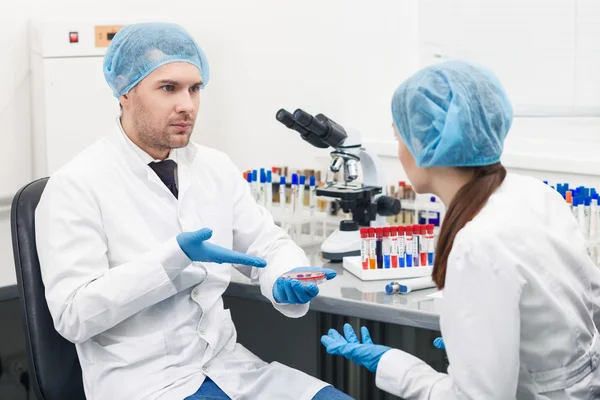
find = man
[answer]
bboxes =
[35,22,352,400]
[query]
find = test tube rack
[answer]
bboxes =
[342,256,433,281]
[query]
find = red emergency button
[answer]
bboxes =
[69,32,79,43]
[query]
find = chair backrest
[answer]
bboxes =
[11,178,86,400]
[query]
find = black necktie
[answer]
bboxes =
[148,159,178,199]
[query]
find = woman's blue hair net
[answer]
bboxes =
[391,60,513,168]
[103,22,210,98]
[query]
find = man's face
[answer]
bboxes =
[120,62,202,155]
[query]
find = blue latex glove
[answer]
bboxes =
[321,323,391,372]
[433,337,445,350]
[176,228,266,268]
[272,267,337,304]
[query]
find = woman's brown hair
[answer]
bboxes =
[432,163,507,289]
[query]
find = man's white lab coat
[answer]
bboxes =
[35,121,329,400]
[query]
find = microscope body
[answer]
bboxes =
[276,108,400,261]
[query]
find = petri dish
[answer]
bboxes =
[281,271,327,285]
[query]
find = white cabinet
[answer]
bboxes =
[418,0,600,112]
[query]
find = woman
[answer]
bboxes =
[321,61,600,399]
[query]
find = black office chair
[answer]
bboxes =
[11,177,86,400]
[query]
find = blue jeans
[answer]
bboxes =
[184,377,353,400]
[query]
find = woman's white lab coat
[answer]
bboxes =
[35,121,329,400]
[375,174,600,399]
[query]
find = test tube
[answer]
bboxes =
[383,227,391,269]
[385,282,400,295]
[360,228,369,270]
[368,228,377,270]
[412,224,420,267]
[414,225,421,264]
[578,198,586,235]
[585,197,591,237]
[397,226,406,268]
[390,226,398,268]
[308,176,316,213]
[427,224,435,266]
[247,171,254,199]
[376,228,383,269]
[572,197,579,221]
[298,176,306,211]
[259,170,267,206]
[271,167,279,183]
[291,173,298,214]
[592,196,598,236]
[279,176,286,210]
[398,181,406,200]
[266,171,273,210]
[405,225,413,267]
[252,170,258,200]
[419,225,428,267]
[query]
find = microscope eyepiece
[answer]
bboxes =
[293,109,329,137]
[293,109,311,126]
[276,109,295,128]
[276,108,329,148]
[276,107,347,149]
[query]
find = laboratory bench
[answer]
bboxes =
[226,251,442,331]
[1,248,445,400]
[223,248,445,400]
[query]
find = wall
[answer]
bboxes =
[416,0,600,113]
[0,0,417,193]
[372,0,600,191]
[0,0,417,289]
[1,1,600,290]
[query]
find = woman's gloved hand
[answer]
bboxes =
[176,228,267,268]
[321,323,391,372]
[272,267,336,304]
[433,337,445,350]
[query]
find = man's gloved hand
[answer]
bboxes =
[272,267,336,304]
[177,228,267,268]
[321,323,391,373]
[433,337,445,350]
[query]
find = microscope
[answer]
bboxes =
[276,108,401,261]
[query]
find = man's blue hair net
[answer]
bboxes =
[103,22,210,98]
[391,60,513,168]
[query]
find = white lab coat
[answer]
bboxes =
[35,120,329,400]
[376,174,600,399]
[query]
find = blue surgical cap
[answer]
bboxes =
[391,60,513,168]
[103,22,210,98]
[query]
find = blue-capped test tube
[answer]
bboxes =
[279,176,286,210]
[266,171,273,209]
[309,176,317,215]
[259,169,267,206]
[248,171,256,201]
[291,174,299,214]
[572,197,579,221]
[246,171,253,198]
[385,282,402,294]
